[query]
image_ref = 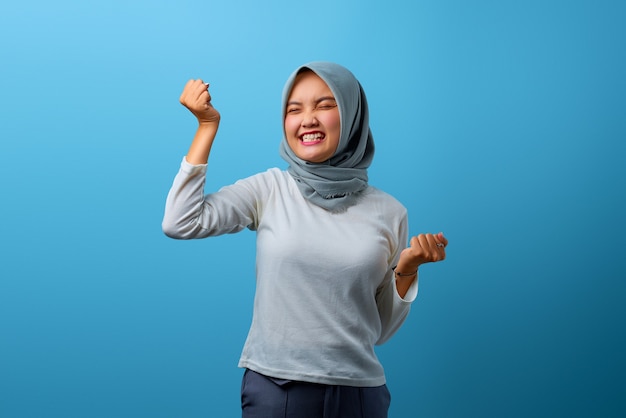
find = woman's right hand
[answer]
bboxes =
[179,79,221,125]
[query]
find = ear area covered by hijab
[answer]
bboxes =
[279,61,375,213]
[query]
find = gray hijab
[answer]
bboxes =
[279,61,375,212]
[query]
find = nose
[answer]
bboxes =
[301,109,319,128]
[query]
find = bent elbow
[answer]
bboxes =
[162,221,186,239]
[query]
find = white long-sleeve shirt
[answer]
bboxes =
[162,158,417,386]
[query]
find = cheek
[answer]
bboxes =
[284,116,298,136]
[327,111,341,135]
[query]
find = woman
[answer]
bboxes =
[162,62,448,418]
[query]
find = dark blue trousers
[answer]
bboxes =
[241,369,391,418]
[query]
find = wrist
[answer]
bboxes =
[197,120,220,131]
[393,265,418,278]
[392,265,419,277]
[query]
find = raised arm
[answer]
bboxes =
[161,80,223,239]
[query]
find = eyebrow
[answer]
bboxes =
[287,96,337,106]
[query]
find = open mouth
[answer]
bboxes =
[300,132,325,144]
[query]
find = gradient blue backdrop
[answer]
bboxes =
[1,0,624,417]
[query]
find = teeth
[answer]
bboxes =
[302,133,324,141]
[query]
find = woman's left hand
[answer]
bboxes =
[395,232,448,275]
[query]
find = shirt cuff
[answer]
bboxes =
[394,274,418,303]
[181,156,207,174]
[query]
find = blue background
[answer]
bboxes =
[1,0,624,417]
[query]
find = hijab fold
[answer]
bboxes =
[279,62,375,213]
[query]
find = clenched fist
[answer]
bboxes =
[396,232,448,274]
[179,79,221,125]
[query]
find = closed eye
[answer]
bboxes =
[316,98,337,110]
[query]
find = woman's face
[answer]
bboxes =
[284,71,341,163]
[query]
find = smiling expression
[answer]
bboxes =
[284,71,341,163]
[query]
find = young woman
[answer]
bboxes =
[162,62,448,418]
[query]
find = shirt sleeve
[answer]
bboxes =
[161,157,263,239]
[375,210,417,345]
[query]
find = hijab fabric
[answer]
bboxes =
[279,62,375,212]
